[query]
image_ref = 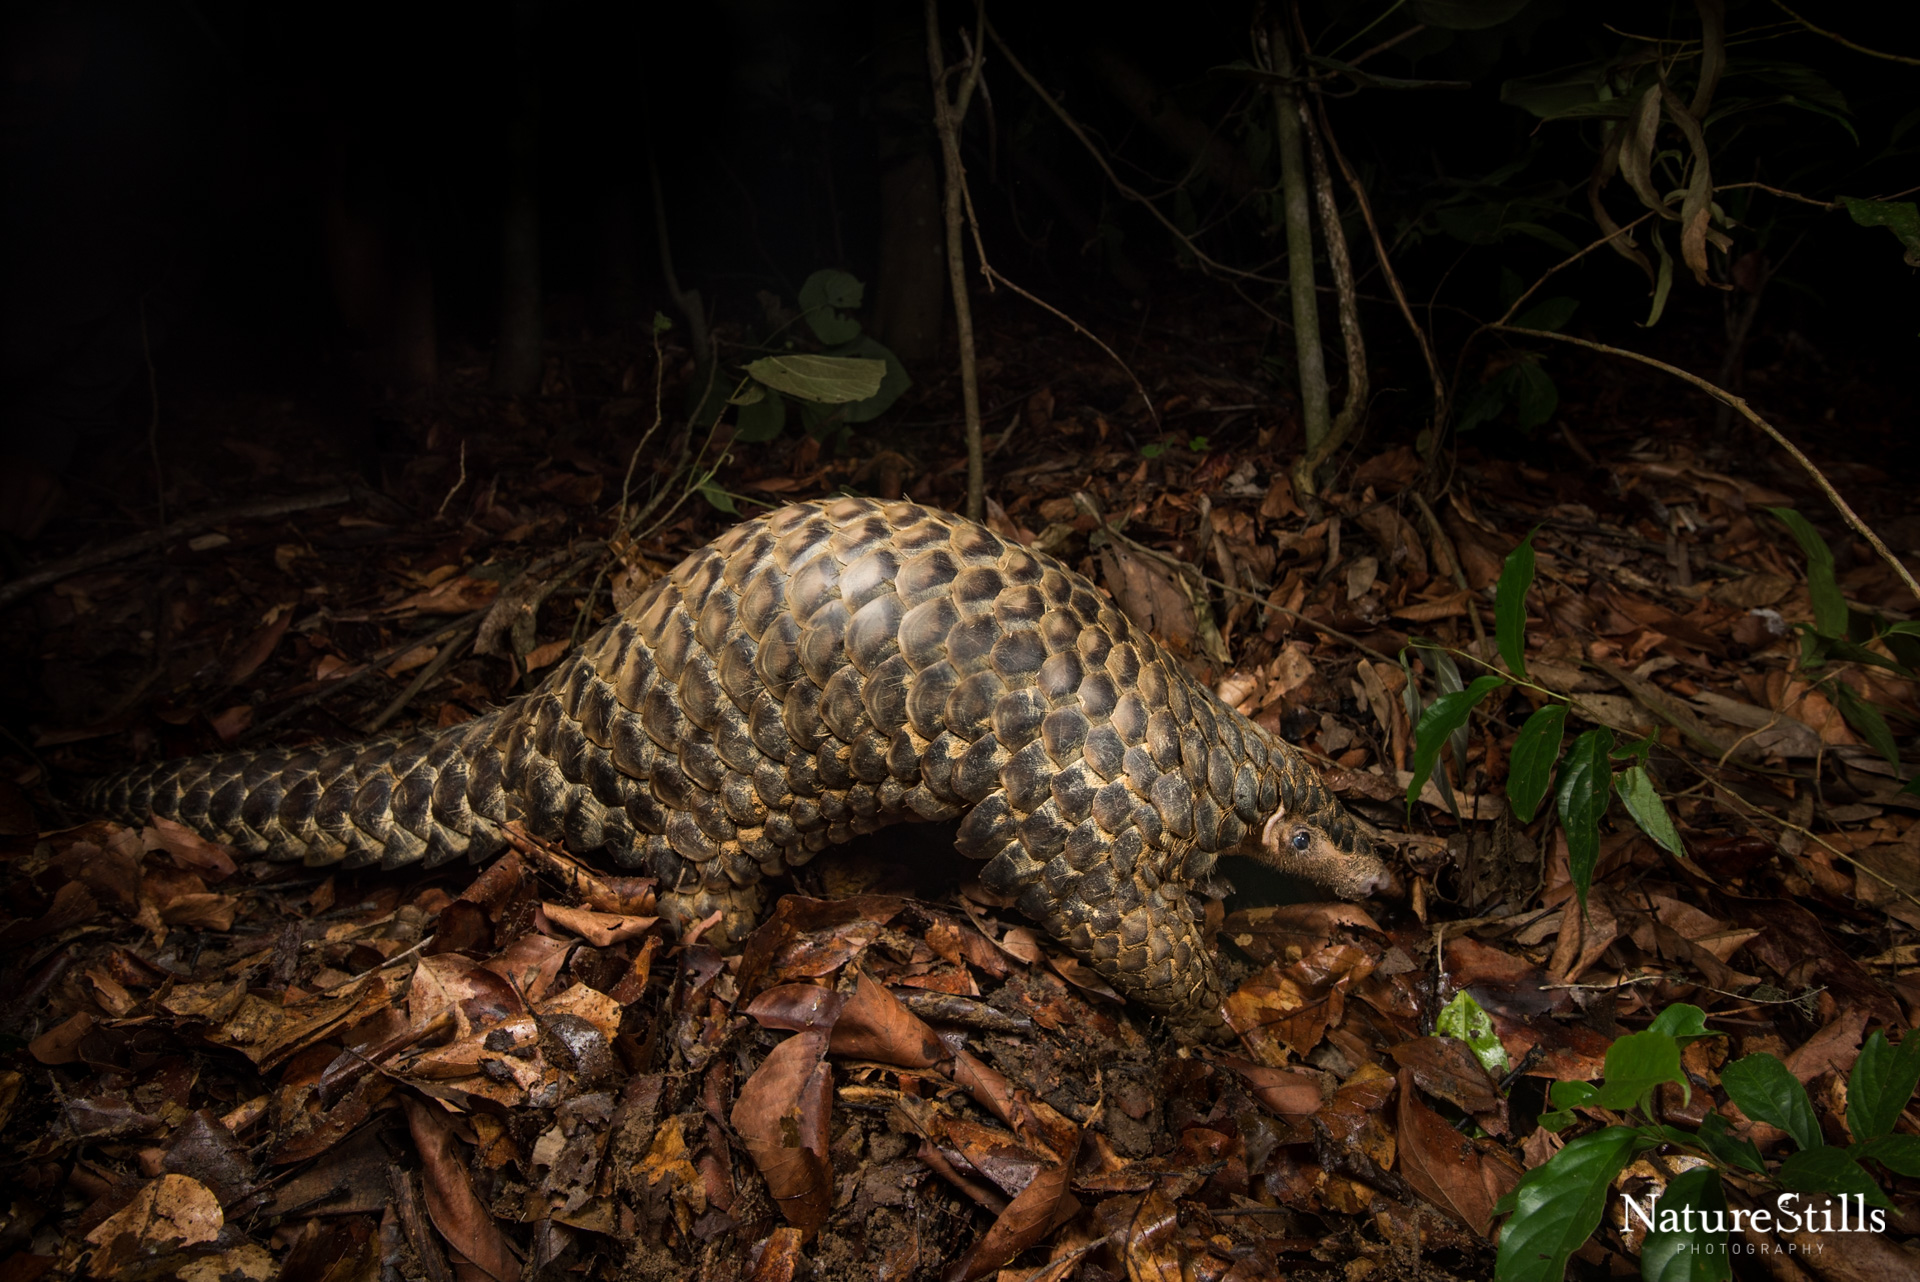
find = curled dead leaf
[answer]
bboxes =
[539,902,657,947]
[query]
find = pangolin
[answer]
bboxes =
[86,497,1392,1032]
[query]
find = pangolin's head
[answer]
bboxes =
[1247,782,1397,900]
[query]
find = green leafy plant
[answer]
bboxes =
[727,269,911,447]
[1404,533,1689,906]
[1455,287,1580,436]
[1494,1005,1920,1282]
[1761,508,1919,768]
[1139,435,1212,460]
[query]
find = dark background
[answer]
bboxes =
[2,0,1912,544]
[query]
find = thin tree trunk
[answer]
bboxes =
[1265,16,1328,459]
[492,0,543,396]
[926,0,986,521]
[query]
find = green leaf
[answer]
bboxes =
[1408,675,1507,809]
[1642,226,1675,327]
[825,335,912,423]
[1187,435,1210,452]
[797,269,865,345]
[1826,637,1910,675]
[1507,704,1568,824]
[1538,1079,1597,1132]
[1777,1147,1891,1207]
[1403,651,1461,818]
[1764,508,1848,639]
[1514,297,1579,332]
[1416,645,1473,779]
[1494,1127,1650,1282]
[1852,1133,1920,1177]
[1647,1005,1716,1046]
[1555,728,1615,908]
[1639,1165,1731,1282]
[1512,361,1559,431]
[1140,442,1168,459]
[1615,765,1685,857]
[1496,531,1537,679]
[697,480,738,516]
[1831,684,1901,768]
[1455,367,1516,433]
[1847,1030,1920,1144]
[1592,1030,1687,1114]
[652,311,674,334]
[1437,991,1512,1078]
[1720,1054,1821,1153]
[743,354,887,404]
[1690,1113,1766,1174]
[1905,776,1920,799]
[1639,1167,1733,1279]
[733,386,788,442]
[1841,196,1920,268]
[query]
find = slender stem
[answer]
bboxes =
[1497,324,1920,605]
[986,20,1283,287]
[928,0,987,520]
[1317,97,1445,428]
[1291,73,1366,499]
[647,147,709,368]
[1770,0,1920,65]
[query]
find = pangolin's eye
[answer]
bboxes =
[1291,829,1313,853]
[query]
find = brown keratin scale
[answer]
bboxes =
[87,497,1392,1032]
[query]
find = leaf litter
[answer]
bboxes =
[1,297,1918,1280]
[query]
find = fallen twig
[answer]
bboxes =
[0,486,357,610]
[1495,325,1920,606]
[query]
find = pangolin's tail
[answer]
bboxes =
[82,707,528,870]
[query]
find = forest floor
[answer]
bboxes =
[1,290,1918,1282]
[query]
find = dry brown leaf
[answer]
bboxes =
[1395,1067,1519,1238]
[539,902,656,947]
[1226,1057,1325,1115]
[387,575,500,615]
[222,604,295,686]
[403,1095,523,1282]
[1098,544,1198,657]
[536,983,622,1042]
[827,967,945,1068]
[83,1174,222,1278]
[1546,892,1620,985]
[748,1227,806,1282]
[142,818,238,879]
[482,933,574,1002]
[28,1011,94,1065]
[1389,1036,1504,1117]
[731,1029,835,1235]
[947,1158,1080,1282]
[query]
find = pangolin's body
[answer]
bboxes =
[88,497,1389,1028]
